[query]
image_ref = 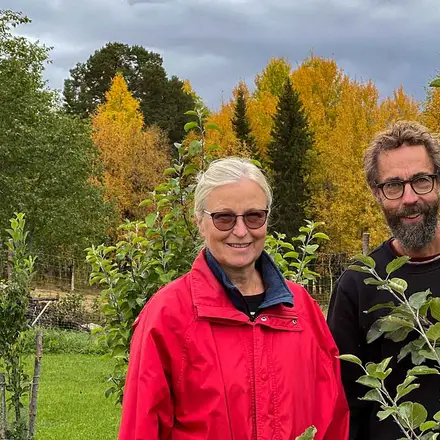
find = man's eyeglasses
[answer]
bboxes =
[375,173,438,200]
[203,209,269,231]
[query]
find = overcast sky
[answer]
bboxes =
[2,0,440,109]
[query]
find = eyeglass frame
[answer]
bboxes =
[202,209,269,231]
[375,172,439,200]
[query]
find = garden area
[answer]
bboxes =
[4,5,440,440]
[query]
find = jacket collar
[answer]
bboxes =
[190,249,293,318]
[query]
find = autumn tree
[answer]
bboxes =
[92,73,170,221]
[0,10,114,259]
[255,57,291,98]
[422,86,440,133]
[267,78,313,238]
[64,42,194,144]
[232,82,258,159]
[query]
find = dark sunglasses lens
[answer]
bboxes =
[244,211,267,228]
[212,213,236,230]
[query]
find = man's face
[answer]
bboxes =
[375,144,439,251]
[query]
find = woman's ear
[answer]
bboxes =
[196,214,206,238]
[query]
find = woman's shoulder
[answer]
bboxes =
[285,280,317,309]
[135,272,195,330]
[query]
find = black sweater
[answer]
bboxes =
[327,239,440,440]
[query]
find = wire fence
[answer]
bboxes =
[0,247,357,331]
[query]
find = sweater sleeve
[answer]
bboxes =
[118,303,175,440]
[327,276,372,440]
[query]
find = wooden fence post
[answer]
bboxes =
[362,232,370,256]
[70,260,75,292]
[28,330,43,440]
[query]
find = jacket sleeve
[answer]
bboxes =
[309,298,350,440]
[118,303,174,440]
[327,277,371,440]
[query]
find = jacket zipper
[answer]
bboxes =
[251,321,258,440]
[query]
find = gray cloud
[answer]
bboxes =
[2,0,439,108]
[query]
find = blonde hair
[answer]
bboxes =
[194,157,272,218]
[364,120,440,189]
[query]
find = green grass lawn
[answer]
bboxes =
[35,354,121,440]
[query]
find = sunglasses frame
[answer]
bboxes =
[203,209,269,231]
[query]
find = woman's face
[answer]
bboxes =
[197,178,268,271]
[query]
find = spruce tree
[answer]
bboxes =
[232,83,258,159]
[268,77,313,238]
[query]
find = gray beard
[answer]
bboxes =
[383,199,439,251]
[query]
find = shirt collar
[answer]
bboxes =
[205,248,294,313]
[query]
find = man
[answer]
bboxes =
[327,120,440,440]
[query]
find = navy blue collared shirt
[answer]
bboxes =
[205,248,293,318]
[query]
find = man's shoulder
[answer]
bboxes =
[336,239,393,291]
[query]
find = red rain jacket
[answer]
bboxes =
[119,251,349,440]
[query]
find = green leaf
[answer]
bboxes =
[304,244,319,254]
[389,278,408,295]
[312,232,329,240]
[434,410,440,422]
[396,383,420,400]
[188,140,202,155]
[360,389,382,403]
[139,199,153,207]
[163,167,177,176]
[356,375,381,388]
[205,122,220,131]
[377,408,396,421]
[377,357,393,373]
[430,78,440,87]
[409,291,429,310]
[184,121,198,132]
[398,402,427,429]
[385,327,412,343]
[367,321,384,344]
[295,426,317,440]
[184,110,198,116]
[338,354,363,366]
[426,323,440,341]
[420,421,438,432]
[430,297,440,321]
[349,265,371,274]
[284,251,299,259]
[366,302,395,313]
[407,366,439,376]
[353,254,376,269]
[145,213,157,228]
[364,278,385,286]
[379,315,413,331]
[386,256,410,275]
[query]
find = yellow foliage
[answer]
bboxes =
[92,72,170,221]
[378,85,420,126]
[290,56,420,253]
[422,87,440,134]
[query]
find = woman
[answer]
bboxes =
[118,157,349,440]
